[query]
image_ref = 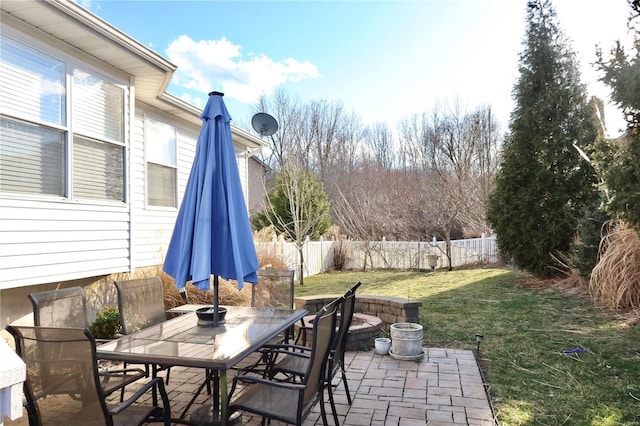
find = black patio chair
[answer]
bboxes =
[114,277,172,385]
[267,281,362,425]
[253,269,298,345]
[227,298,340,425]
[28,286,146,398]
[6,325,171,426]
[230,269,298,376]
[251,269,295,309]
[29,286,89,329]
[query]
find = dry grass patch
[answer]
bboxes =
[158,237,292,310]
[590,222,640,310]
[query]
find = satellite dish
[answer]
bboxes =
[251,112,279,136]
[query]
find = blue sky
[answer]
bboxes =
[82,0,633,137]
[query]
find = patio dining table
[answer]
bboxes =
[97,305,307,426]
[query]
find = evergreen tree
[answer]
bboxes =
[251,168,331,284]
[487,0,600,276]
[571,194,611,277]
[594,0,640,230]
[252,169,331,240]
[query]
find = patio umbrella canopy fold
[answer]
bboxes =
[164,91,259,326]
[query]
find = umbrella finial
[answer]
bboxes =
[208,91,224,96]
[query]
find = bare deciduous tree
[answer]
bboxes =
[363,122,396,170]
[399,100,499,269]
[253,90,499,273]
[255,89,308,170]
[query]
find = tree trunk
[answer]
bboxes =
[298,246,305,286]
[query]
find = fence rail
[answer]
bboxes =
[255,234,498,279]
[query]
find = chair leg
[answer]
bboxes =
[151,364,160,407]
[319,388,329,426]
[179,370,215,419]
[327,379,339,426]
[341,367,352,405]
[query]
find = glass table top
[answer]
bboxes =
[97,306,307,370]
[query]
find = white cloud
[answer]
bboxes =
[178,92,205,109]
[166,35,319,103]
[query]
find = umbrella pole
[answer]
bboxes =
[213,275,219,327]
[179,287,188,303]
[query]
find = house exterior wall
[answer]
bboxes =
[0,5,262,330]
[129,105,200,269]
[0,19,134,291]
[237,148,251,209]
[0,198,132,290]
[247,156,270,216]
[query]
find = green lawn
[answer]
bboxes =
[296,269,640,426]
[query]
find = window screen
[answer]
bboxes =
[146,117,177,207]
[0,117,65,196]
[73,135,124,201]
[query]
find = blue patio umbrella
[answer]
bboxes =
[163,91,259,327]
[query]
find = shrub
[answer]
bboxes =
[90,306,122,339]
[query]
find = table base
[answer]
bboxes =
[190,405,242,426]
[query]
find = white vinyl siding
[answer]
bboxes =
[0,27,131,288]
[130,107,198,268]
[0,197,131,289]
[237,147,249,205]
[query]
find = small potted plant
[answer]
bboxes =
[89,306,122,340]
[374,326,391,355]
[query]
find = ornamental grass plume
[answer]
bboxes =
[161,273,251,310]
[589,221,640,310]
[159,242,290,310]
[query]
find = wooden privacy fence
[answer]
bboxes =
[255,234,498,279]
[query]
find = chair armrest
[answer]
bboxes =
[234,374,305,391]
[264,343,312,354]
[99,367,146,377]
[293,323,312,346]
[262,344,311,368]
[109,377,169,415]
[268,348,311,360]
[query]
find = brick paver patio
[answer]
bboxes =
[6,348,495,426]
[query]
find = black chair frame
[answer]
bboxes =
[228,299,340,425]
[6,325,171,426]
[28,286,146,398]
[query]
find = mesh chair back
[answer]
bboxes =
[331,282,361,370]
[114,277,166,335]
[252,269,295,309]
[301,297,339,405]
[29,286,89,328]
[6,325,109,425]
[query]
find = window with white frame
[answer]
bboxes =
[145,116,177,207]
[0,34,126,202]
